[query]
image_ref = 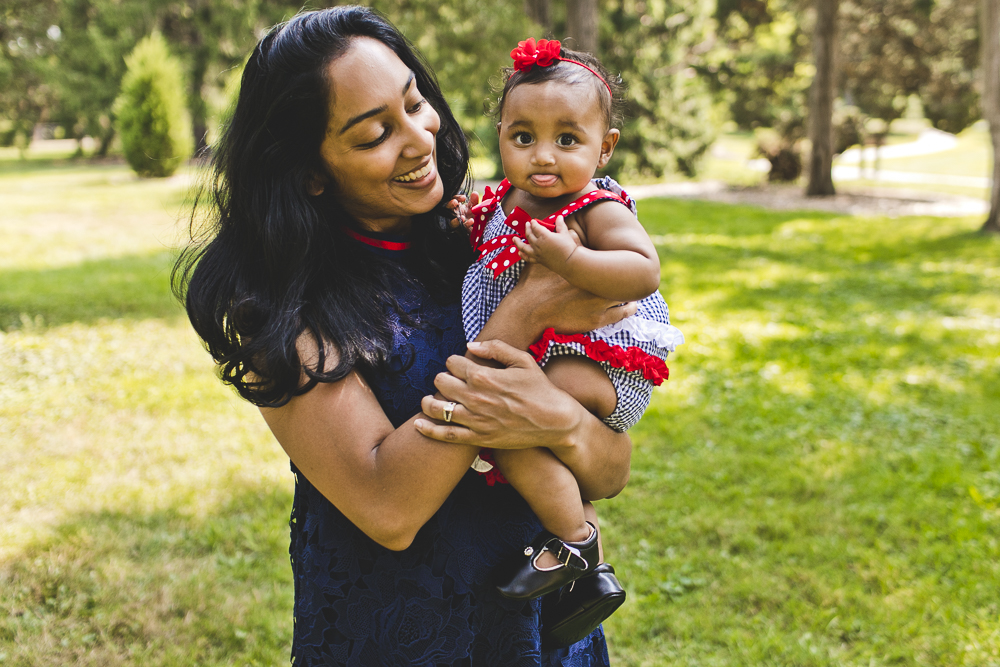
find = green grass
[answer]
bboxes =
[605,200,1000,665]
[2,160,999,665]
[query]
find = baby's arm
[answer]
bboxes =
[514,201,660,302]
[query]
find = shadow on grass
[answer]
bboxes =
[0,251,183,331]
[0,481,293,666]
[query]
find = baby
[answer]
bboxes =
[460,38,684,647]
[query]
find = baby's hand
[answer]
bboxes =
[445,192,484,231]
[512,215,581,271]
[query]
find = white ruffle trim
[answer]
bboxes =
[593,316,685,352]
[470,455,494,472]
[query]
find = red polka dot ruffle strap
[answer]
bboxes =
[468,179,630,279]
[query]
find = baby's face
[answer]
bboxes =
[498,80,617,201]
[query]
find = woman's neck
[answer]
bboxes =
[354,215,413,236]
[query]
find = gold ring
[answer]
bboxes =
[442,401,456,423]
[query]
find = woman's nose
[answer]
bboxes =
[401,110,439,159]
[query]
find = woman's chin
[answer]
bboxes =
[392,173,444,216]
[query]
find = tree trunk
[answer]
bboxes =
[806,0,839,196]
[982,0,1000,233]
[566,0,599,54]
[524,0,552,34]
[189,46,210,155]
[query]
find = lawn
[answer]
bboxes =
[1,160,999,666]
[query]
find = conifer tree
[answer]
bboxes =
[114,33,191,178]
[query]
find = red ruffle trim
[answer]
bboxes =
[476,449,509,486]
[528,327,669,385]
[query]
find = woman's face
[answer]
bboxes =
[315,37,443,234]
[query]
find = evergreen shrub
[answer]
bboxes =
[114,33,191,178]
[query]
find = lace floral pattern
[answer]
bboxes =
[288,246,610,665]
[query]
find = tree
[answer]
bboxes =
[0,0,60,153]
[114,32,192,177]
[566,0,598,53]
[601,0,718,179]
[982,0,1000,234]
[806,0,838,196]
[839,0,979,134]
[524,0,552,34]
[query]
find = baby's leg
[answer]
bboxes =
[493,355,617,566]
[492,447,590,543]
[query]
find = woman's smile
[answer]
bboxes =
[394,159,435,183]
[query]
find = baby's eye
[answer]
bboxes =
[556,134,578,147]
[513,132,533,146]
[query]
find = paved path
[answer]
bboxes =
[625,180,987,217]
[836,128,958,164]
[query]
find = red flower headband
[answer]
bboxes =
[510,38,612,98]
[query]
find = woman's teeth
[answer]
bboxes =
[394,164,432,182]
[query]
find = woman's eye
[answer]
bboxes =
[359,128,390,149]
[557,135,578,147]
[407,99,426,114]
[513,132,533,145]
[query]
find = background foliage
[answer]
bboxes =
[114,33,192,178]
[0,0,986,181]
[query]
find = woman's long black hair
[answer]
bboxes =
[173,6,473,407]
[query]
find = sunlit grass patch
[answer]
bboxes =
[0,317,293,665]
[2,159,999,665]
[603,203,1000,665]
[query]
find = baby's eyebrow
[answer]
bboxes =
[554,119,585,131]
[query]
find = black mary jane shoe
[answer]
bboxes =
[495,522,600,600]
[540,563,627,651]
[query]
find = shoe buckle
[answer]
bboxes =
[556,543,587,570]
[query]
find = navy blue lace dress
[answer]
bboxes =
[288,229,612,666]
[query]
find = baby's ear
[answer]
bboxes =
[598,128,620,168]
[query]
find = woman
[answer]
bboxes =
[174,7,634,665]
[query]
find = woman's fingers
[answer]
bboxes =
[413,418,477,444]
[463,340,534,370]
[420,394,471,426]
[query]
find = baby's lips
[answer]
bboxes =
[530,174,558,187]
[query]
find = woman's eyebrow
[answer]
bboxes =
[339,72,417,136]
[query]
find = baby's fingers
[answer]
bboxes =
[512,237,537,263]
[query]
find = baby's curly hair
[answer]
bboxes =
[487,45,626,129]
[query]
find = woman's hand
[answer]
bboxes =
[416,340,581,449]
[416,339,632,500]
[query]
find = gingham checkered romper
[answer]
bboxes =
[461,177,684,433]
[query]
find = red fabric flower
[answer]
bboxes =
[510,38,562,72]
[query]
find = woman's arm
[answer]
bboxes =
[260,336,480,552]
